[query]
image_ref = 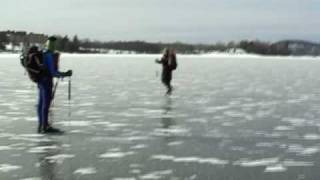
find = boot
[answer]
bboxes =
[43,126,64,134]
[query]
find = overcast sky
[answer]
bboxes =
[1,0,319,43]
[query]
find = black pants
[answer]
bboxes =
[37,78,53,129]
[162,71,172,93]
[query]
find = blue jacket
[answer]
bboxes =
[43,50,61,78]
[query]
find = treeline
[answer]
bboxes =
[238,40,290,55]
[238,40,320,56]
[0,31,9,50]
[55,35,81,53]
[0,31,211,54]
[0,30,82,53]
[72,40,245,54]
[1,30,319,55]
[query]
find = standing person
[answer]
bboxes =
[155,48,178,95]
[37,36,72,133]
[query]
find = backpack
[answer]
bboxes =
[169,56,178,70]
[20,46,45,83]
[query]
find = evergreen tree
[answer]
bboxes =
[0,32,8,50]
[70,35,80,52]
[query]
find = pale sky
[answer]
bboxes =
[1,0,319,43]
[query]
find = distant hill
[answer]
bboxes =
[271,40,320,56]
[239,40,320,56]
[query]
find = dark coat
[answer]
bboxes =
[157,56,173,83]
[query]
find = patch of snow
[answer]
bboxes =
[0,164,21,172]
[264,164,287,173]
[74,167,97,175]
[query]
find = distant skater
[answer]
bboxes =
[155,48,178,95]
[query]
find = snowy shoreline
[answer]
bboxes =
[1,52,320,60]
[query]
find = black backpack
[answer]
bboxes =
[20,46,45,83]
[169,56,178,70]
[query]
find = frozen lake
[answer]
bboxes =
[1,54,320,180]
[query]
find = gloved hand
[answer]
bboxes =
[61,70,72,77]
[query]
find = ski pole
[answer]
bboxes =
[68,77,71,101]
[51,78,60,106]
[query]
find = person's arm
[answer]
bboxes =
[155,57,164,64]
[44,52,72,77]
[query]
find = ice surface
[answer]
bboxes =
[27,145,59,153]
[281,118,307,127]
[233,158,279,167]
[56,121,92,127]
[0,164,21,172]
[264,164,287,173]
[1,55,320,179]
[139,170,173,180]
[151,155,228,165]
[0,146,12,151]
[287,144,320,155]
[274,126,294,131]
[282,160,314,167]
[45,154,75,163]
[152,127,190,137]
[186,118,207,123]
[167,141,184,146]
[303,134,320,140]
[130,144,148,149]
[299,147,320,155]
[99,151,135,158]
[112,178,136,180]
[20,178,41,180]
[73,167,97,175]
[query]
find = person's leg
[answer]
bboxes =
[42,82,51,130]
[37,84,44,132]
[38,79,62,133]
[166,72,173,95]
[161,79,171,95]
[45,79,63,133]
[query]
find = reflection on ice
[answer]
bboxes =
[274,126,294,131]
[27,145,59,153]
[0,164,21,172]
[303,134,320,140]
[186,118,207,123]
[152,127,190,137]
[287,144,320,155]
[282,160,314,167]
[139,170,173,180]
[56,121,91,127]
[264,164,287,173]
[45,154,75,164]
[167,141,183,146]
[233,158,279,167]
[112,177,136,180]
[73,167,97,175]
[99,151,135,159]
[0,146,12,151]
[282,118,308,127]
[130,144,148,149]
[151,155,228,165]
[20,177,42,180]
